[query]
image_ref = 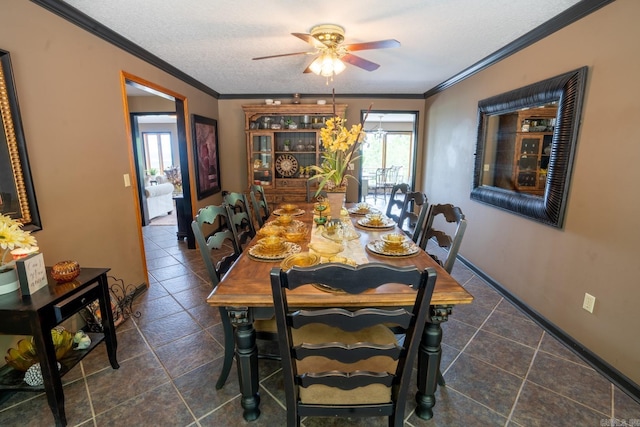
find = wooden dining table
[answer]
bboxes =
[206,201,473,421]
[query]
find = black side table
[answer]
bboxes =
[0,268,119,426]
[173,194,195,248]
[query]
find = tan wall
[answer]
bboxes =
[423,0,640,384]
[0,2,218,290]
[219,97,426,203]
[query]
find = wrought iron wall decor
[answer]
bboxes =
[471,67,588,228]
[0,49,41,230]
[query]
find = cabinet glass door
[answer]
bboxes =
[252,133,273,186]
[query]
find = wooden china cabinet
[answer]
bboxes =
[494,106,558,195]
[243,103,347,203]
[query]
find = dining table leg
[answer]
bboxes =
[228,307,261,421]
[415,305,453,420]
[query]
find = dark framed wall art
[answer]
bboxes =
[0,49,41,231]
[192,114,221,200]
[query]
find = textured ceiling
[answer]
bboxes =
[62,0,583,96]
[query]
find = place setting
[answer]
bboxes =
[248,235,301,261]
[272,203,305,217]
[365,232,421,258]
[355,212,396,230]
[347,202,380,216]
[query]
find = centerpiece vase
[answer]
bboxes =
[326,188,346,220]
[0,268,19,295]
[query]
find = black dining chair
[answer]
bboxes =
[223,191,256,248]
[249,184,270,228]
[385,183,411,223]
[416,203,467,274]
[270,263,437,427]
[191,204,277,389]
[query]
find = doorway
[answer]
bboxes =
[358,111,418,203]
[123,75,195,249]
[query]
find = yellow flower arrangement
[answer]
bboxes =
[309,92,370,195]
[0,214,37,271]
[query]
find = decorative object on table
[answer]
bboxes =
[308,241,344,259]
[0,51,42,232]
[16,252,47,296]
[280,203,298,213]
[272,207,304,217]
[280,252,319,271]
[5,326,73,372]
[308,90,368,196]
[192,114,221,200]
[292,93,301,104]
[0,213,38,295]
[380,232,409,248]
[248,240,301,261]
[366,239,420,257]
[50,260,81,283]
[24,362,62,387]
[73,330,91,350]
[355,215,396,230]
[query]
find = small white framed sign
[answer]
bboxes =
[16,253,48,296]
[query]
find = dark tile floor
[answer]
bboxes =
[1,220,639,426]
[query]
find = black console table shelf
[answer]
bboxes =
[0,268,118,426]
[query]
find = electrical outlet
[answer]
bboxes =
[582,293,596,313]
[123,174,131,187]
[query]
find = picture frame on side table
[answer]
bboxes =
[192,114,221,199]
[0,49,41,231]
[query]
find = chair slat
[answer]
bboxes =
[298,371,394,389]
[294,343,401,364]
[285,263,422,293]
[290,308,412,331]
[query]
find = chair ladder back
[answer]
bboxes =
[191,204,242,282]
[223,192,256,246]
[411,195,430,243]
[249,185,270,228]
[385,183,411,224]
[270,263,437,426]
[420,203,467,273]
[397,191,425,234]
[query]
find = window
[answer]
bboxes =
[143,132,173,172]
[362,131,414,184]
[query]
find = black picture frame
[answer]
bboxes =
[471,67,587,228]
[0,49,41,231]
[192,114,221,200]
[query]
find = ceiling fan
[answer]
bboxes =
[252,24,400,78]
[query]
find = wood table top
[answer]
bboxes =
[206,202,473,309]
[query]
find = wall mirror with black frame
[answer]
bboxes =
[471,67,587,228]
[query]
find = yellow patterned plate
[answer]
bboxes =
[273,208,305,217]
[356,217,396,230]
[280,252,320,271]
[249,242,301,261]
[347,206,380,216]
[366,240,420,257]
[267,219,305,229]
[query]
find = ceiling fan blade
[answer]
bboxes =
[341,53,380,72]
[292,32,325,48]
[252,51,314,60]
[344,39,400,52]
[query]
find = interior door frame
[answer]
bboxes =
[358,110,419,200]
[121,72,195,251]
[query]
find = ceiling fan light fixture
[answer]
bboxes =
[309,51,346,78]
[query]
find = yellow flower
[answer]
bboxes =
[0,214,37,268]
[310,117,365,193]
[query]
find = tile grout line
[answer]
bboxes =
[505,331,544,424]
